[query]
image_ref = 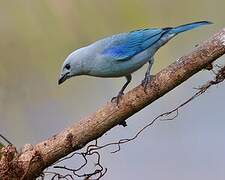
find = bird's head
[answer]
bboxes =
[58,48,85,85]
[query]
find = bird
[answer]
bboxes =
[58,21,211,126]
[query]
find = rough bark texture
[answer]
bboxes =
[1,28,225,180]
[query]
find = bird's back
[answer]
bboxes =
[86,28,169,77]
[85,21,211,77]
[95,28,169,60]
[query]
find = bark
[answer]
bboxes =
[1,28,225,180]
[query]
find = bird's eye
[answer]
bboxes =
[65,64,71,70]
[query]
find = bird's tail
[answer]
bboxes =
[169,21,212,34]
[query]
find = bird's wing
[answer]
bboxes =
[102,28,171,61]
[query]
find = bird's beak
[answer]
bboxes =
[58,73,69,85]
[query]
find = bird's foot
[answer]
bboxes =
[111,91,124,105]
[119,120,127,127]
[141,75,154,92]
[111,92,127,127]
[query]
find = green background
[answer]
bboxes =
[0,1,225,179]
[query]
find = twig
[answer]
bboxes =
[0,134,12,145]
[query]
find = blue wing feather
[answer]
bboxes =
[101,21,211,61]
[102,28,170,61]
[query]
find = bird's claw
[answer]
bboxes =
[119,120,127,127]
[111,91,124,105]
[141,75,154,92]
[111,92,127,127]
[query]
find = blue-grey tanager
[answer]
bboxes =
[59,21,211,104]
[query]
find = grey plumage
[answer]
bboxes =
[59,21,211,104]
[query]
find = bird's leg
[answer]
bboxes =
[111,75,132,105]
[141,58,154,92]
[111,75,132,127]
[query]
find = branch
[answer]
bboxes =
[49,64,225,178]
[1,28,225,180]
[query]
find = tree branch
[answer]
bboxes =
[1,28,225,180]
